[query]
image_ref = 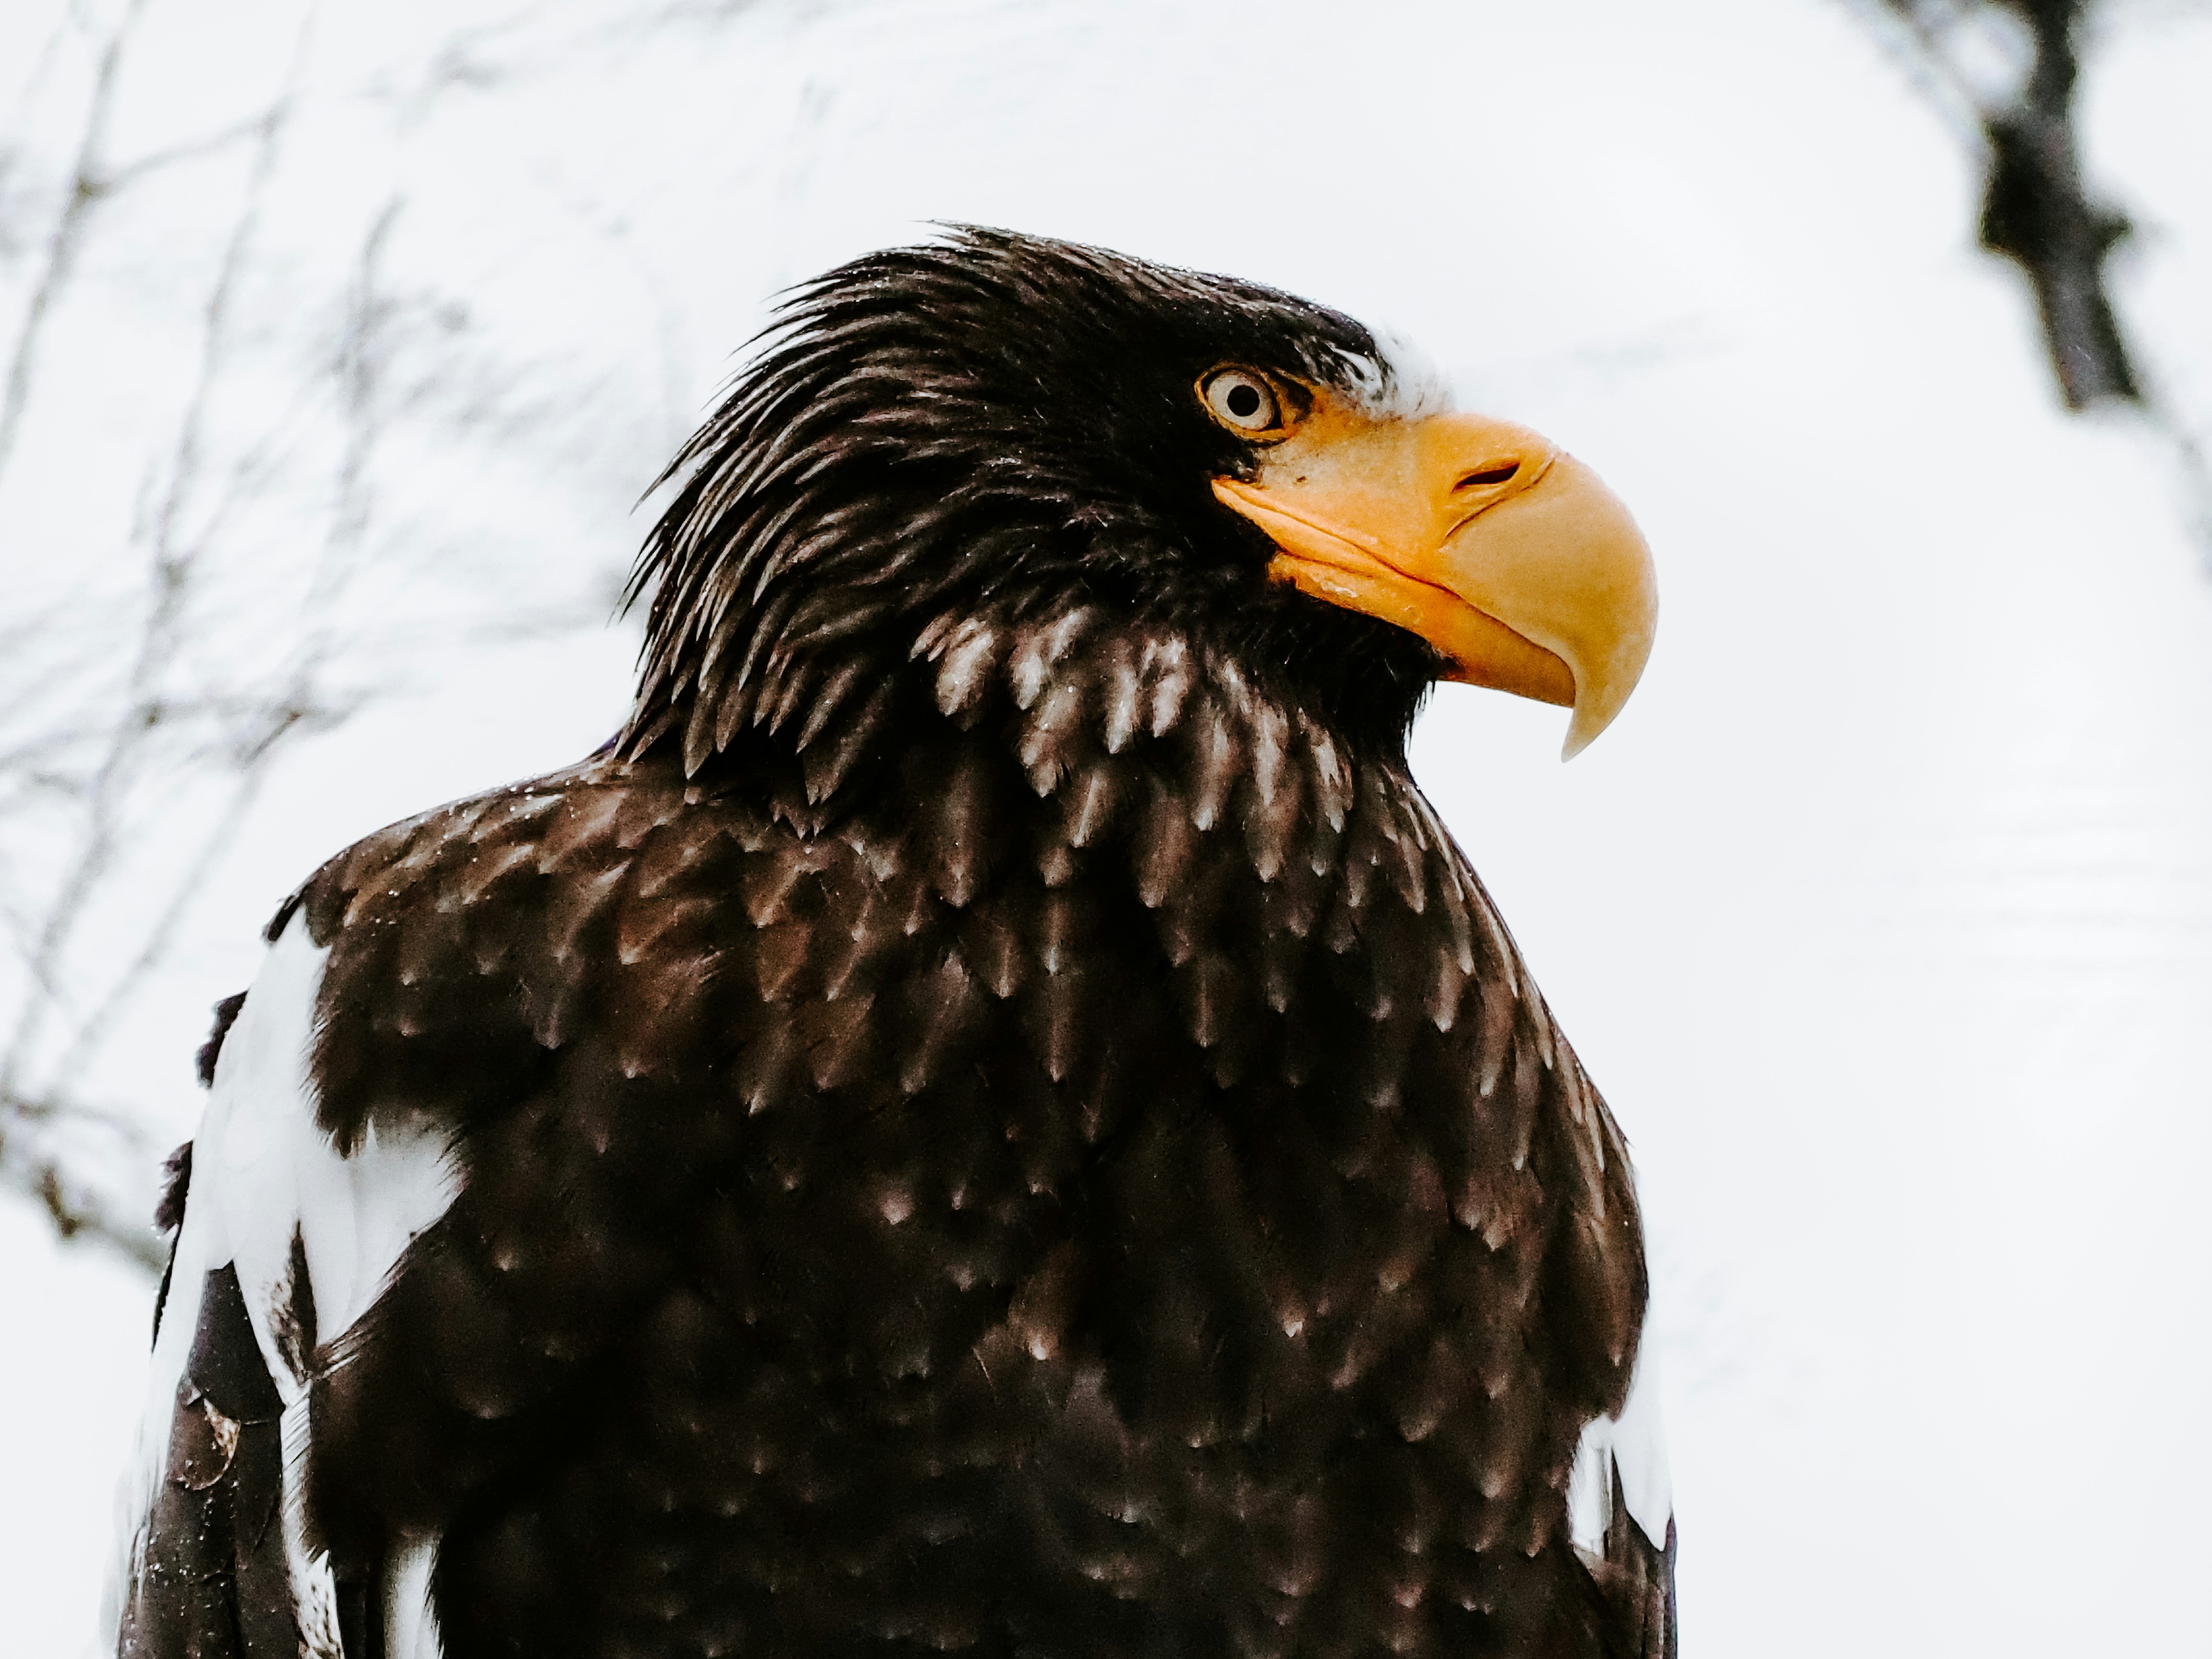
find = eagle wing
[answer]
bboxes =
[111,912,458,1659]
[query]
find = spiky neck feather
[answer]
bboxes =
[618,230,1442,793]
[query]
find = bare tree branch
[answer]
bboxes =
[0,11,330,1248]
[0,0,815,1265]
[0,1094,167,1267]
[0,24,301,1111]
[1976,1,2137,404]
[42,704,316,1097]
[1857,0,2138,404]
[1847,0,2212,562]
[0,0,150,487]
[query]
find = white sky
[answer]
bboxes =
[4,0,2211,1653]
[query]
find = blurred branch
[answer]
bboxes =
[0,27,296,1086]
[0,0,779,1262]
[0,10,329,1255]
[0,0,288,493]
[1858,0,2135,405]
[1978,2,2137,405]
[0,1117,167,1268]
[0,0,150,488]
[40,709,308,1105]
[1849,0,2212,565]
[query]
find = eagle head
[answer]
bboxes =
[623,228,1656,781]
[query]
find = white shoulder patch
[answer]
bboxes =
[1567,1338,1673,1554]
[205,914,463,1371]
[109,911,462,1657]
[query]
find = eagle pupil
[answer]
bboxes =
[1226,384,1261,419]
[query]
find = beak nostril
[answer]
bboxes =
[1456,463,1519,491]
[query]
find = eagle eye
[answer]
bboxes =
[1200,368,1284,435]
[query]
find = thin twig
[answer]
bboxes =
[0,0,732,1265]
[1837,0,1996,145]
[0,1101,167,1268]
[45,730,296,1090]
[0,0,151,489]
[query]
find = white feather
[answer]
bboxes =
[1361,330,1454,420]
[1567,1338,1673,1556]
[204,915,462,1375]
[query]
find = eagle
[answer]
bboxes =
[111,228,1672,1659]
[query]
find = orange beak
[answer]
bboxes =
[1213,397,1657,757]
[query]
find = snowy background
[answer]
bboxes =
[4,0,2210,1653]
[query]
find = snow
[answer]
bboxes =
[4,0,2210,1653]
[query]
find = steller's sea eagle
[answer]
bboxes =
[111,228,1672,1659]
